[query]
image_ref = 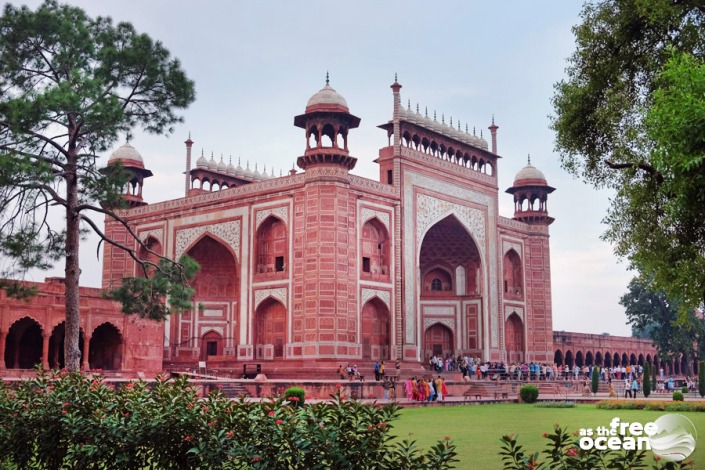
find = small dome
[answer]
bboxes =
[109,143,144,168]
[243,161,254,180]
[234,159,244,178]
[306,84,349,112]
[513,162,548,186]
[207,153,218,171]
[217,156,227,173]
[196,151,208,168]
[226,159,236,175]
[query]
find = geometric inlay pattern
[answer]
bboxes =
[139,227,164,245]
[175,220,241,260]
[361,288,391,310]
[254,287,288,310]
[504,305,524,323]
[255,206,289,230]
[360,208,391,233]
[423,317,455,331]
[502,240,522,257]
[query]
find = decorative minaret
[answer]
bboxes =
[104,142,153,207]
[184,133,193,196]
[488,115,498,154]
[391,73,402,153]
[293,72,360,173]
[505,155,555,225]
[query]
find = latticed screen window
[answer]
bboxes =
[431,278,442,291]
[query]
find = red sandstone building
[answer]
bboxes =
[2,78,667,377]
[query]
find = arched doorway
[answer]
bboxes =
[586,351,594,366]
[504,313,524,363]
[255,216,287,275]
[424,323,453,360]
[554,349,563,366]
[575,351,584,367]
[361,298,390,360]
[89,323,123,370]
[4,317,43,369]
[565,350,574,368]
[360,218,390,280]
[254,298,287,359]
[595,351,602,366]
[200,330,223,361]
[48,322,84,369]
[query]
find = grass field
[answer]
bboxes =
[392,404,705,469]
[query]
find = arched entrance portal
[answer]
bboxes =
[361,298,390,360]
[504,313,524,363]
[200,330,223,361]
[89,323,123,370]
[419,215,482,356]
[4,317,43,369]
[48,322,84,369]
[424,323,453,360]
[254,298,287,359]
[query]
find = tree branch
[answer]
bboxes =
[604,160,664,184]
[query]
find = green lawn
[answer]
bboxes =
[392,404,705,468]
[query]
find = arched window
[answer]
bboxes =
[431,278,442,291]
[255,216,288,276]
[360,218,390,280]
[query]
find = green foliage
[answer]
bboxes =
[643,363,651,398]
[621,276,703,373]
[283,387,305,407]
[551,0,705,311]
[0,370,458,469]
[104,255,199,320]
[699,361,705,398]
[673,391,685,402]
[596,399,705,412]
[0,0,196,369]
[591,366,599,395]
[519,385,539,404]
[533,401,576,409]
[652,362,658,392]
[498,422,692,470]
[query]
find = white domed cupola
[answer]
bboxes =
[294,73,361,171]
[505,155,556,225]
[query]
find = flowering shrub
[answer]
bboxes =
[0,369,458,469]
[499,423,695,469]
[283,386,305,407]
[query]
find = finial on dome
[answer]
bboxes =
[325,71,329,85]
[473,126,476,136]
[433,110,437,121]
[442,114,445,124]
[492,114,495,125]
[395,72,398,82]
[201,148,204,157]
[188,131,191,139]
[480,129,484,138]
[220,153,224,162]
[466,124,469,133]
[449,116,453,126]
[416,103,420,113]
[458,121,461,131]
[407,99,411,109]
[528,154,531,165]
[425,106,428,117]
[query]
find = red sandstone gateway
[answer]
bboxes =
[0,78,660,379]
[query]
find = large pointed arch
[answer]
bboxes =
[360,217,390,280]
[361,298,390,360]
[254,215,287,275]
[187,234,239,300]
[254,298,287,360]
[89,322,123,371]
[4,316,43,369]
[48,322,85,370]
[504,313,524,363]
[423,322,454,361]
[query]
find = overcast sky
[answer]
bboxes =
[15,0,636,336]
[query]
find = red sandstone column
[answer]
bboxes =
[0,331,5,370]
[83,335,91,370]
[42,334,50,370]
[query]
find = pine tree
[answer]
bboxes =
[643,363,651,398]
[591,365,599,395]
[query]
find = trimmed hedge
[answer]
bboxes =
[519,385,539,404]
[596,400,705,411]
[283,387,306,406]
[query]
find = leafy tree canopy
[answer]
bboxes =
[0,0,197,369]
[552,0,705,309]
[620,276,704,373]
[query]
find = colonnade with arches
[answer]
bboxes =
[1,316,124,371]
[552,347,696,376]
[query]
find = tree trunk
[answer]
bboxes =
[63,149,82,371]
